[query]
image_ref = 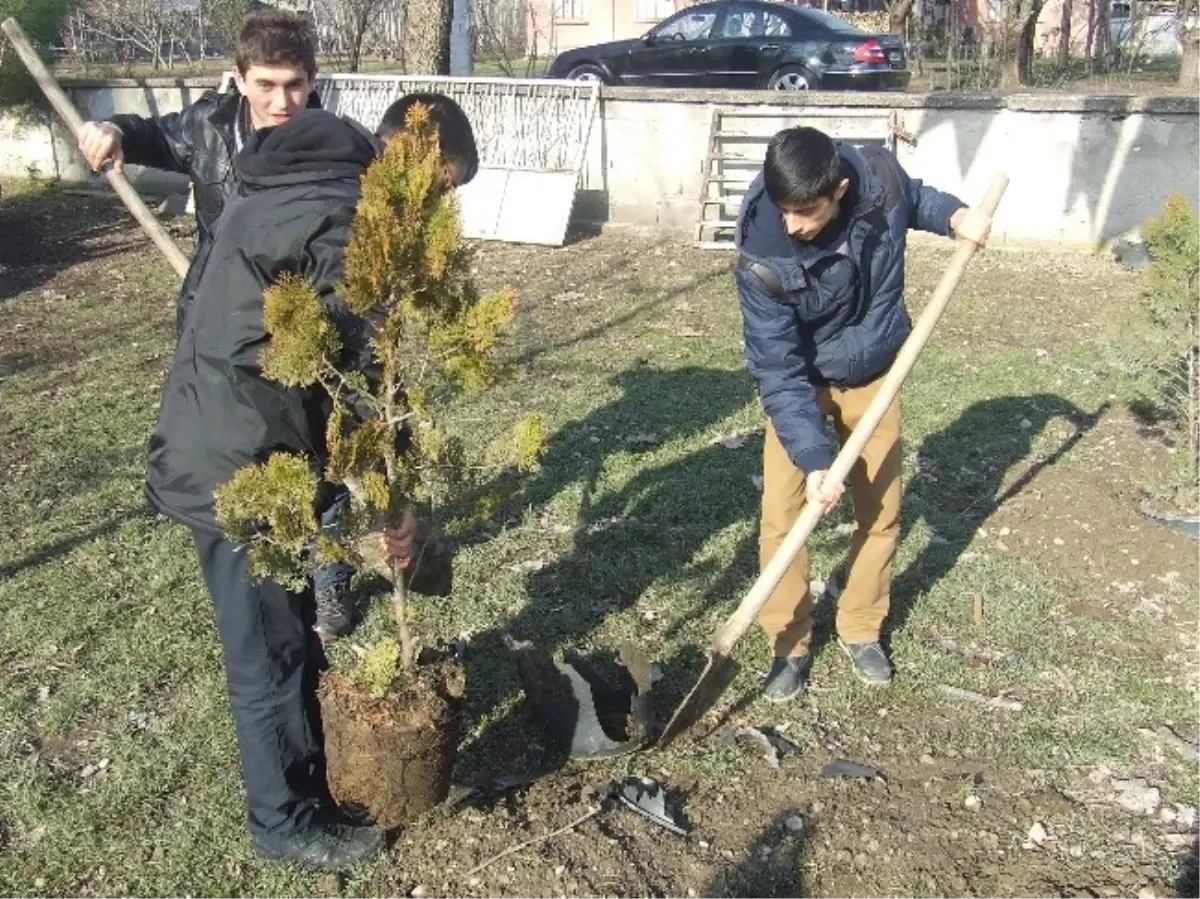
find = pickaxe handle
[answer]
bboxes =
[1,17,191,279]
[712,173,1010,657]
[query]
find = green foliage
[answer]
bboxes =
[354,637,401,697]
[1141,193,1199,346]
[1137,193,1200,489]
[212,453,320,591]
[0,0,77,110]
[260,272,343,388]
[511,414,548,474]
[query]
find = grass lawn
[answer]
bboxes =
[0,177,1196,897]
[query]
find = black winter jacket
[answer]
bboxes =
[144,109,381,534]
[734,143,965,475]
[109,87,321,328]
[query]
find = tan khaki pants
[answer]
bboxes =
[757,377,902,656]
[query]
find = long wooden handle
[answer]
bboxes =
[713,173,1010,655]
[2,17,191,279]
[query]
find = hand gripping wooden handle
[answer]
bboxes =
[2,17,191,279]
[712,173,1010,656]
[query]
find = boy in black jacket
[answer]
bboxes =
[144,96,478,871]
[735,127,990,701]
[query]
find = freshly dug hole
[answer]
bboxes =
[319,661,464,830]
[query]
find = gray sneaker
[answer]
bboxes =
[763,654,811,703]
[838,639,893,685]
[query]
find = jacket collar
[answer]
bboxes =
[736,142,887,281]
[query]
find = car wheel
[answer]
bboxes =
[566,64,609,84]
[768,65,815,91]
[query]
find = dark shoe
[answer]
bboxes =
[763,654,811,702]
[253,819,384,872]
[838,639,893,685]
[314,571,353,640]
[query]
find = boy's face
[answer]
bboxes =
[781,178,850,242]
[438,158,468,193]
[235,63,316,130]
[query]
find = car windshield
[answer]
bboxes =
[795,8,867,34]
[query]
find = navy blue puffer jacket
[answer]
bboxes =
[735,143,965,475]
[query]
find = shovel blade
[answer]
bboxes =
[656,651,739,748]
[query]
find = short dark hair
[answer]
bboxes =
[235,10,318,77]
[763,126,842,207]
[377,92,479,185]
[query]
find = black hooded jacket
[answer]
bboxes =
[109,87,323,331]
[144,109,381,534]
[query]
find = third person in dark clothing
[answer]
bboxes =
[143,97,479,870]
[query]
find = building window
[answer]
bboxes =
[635,0,675,22]
[554,0,589,21]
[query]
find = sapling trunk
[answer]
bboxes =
[392,565,415,670]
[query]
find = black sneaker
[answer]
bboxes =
[314,575,353,640]
[763,654,811,703]
[837,639,893,685]
[253,818,384,872]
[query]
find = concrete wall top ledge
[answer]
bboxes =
[62,76,219,89]
[600,86,1200,114]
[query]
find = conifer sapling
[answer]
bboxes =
[214,104,545,675]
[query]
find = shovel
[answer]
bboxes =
[1,17,191,278]
[657,173,1010,748]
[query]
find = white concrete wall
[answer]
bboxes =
[2,78,1196,248]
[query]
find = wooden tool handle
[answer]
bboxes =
[2,17,191,279]
[712,173,1010,655]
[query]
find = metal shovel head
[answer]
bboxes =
[656,650,739,749]
[516,641,655,760]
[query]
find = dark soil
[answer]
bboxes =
[319,661,465,831]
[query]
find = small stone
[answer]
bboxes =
[81,764,97,778]
[1112,778,1162,816]
[1053,537,1065,545]
[1028,822,1048,845]
[867,838,880,853]
[698,840,710,849]
[853,852,869,869]
[468,877,482,888]
[1020,418,1033,429]
[410,886,427,898]
[1174,805,1198,829]
[920,753,936,765]
[34,879,45,889]
[1160,806,1178,824]
[554,865,565,877]
[999,526,1011,536]
[686,890,697,898]
[784,815,805,833]
[810,801,824,814]
[1069,845,1084,858]
[964,795,982,811]
[1138,887,1167,899]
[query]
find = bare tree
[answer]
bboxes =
[886,0,916,36]
[313,0,391,71]
[1180,0,1199,87]
[475,0,544,76]
[405,0,451,73]
[82,0,174,69]
[999,0,1046,86]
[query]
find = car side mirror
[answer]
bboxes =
[642,32,655,45]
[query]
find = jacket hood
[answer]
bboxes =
[236,108,381,186]
[736,142,886,265]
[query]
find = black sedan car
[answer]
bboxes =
[544,0,909,91]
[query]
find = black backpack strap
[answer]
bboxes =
[737,254,786,300]
[857,143,905,217]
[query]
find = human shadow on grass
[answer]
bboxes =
[450,365,762,781]
[0,188,133,302]
[879,393,1109,648]
[0,510,152,581]
[1176,836,1198,899]
[703,810,813,898]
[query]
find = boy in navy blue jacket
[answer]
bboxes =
[735,126,990,700]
